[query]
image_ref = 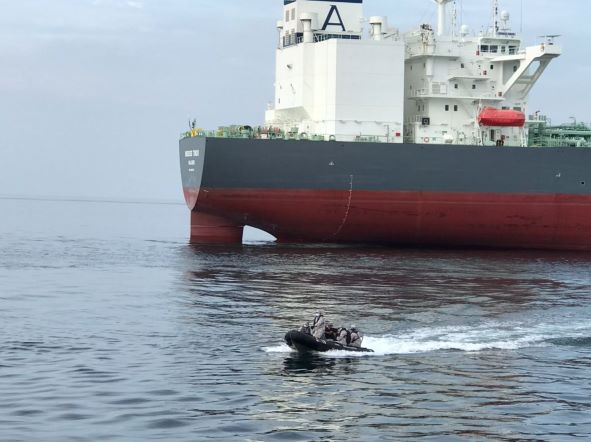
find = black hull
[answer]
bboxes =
[179,137,591,251]
[284,330,373,353]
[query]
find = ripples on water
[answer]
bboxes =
[1,198,590,441]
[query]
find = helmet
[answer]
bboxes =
[315,311,323,317]
[350,325,357,331]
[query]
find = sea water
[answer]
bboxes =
[1,198,590,441]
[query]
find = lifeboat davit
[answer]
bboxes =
[478,107,526,127]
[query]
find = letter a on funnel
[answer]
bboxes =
[322,5,346,31]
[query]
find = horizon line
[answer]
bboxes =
[0,194,185,206]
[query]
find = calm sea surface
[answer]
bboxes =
[1,198,590,441]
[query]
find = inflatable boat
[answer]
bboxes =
[284,330,374,353]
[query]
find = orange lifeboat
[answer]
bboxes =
[478,107,526,127]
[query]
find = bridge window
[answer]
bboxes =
[481,45,489,53]
[313,33,361,43]
[285,10,289,22]
[445,105,450,111]
[454,105,458,111]
[291,9,295,20]
[490,45,499,53]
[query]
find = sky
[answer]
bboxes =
[1,0,589,202]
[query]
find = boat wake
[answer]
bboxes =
[264,319,591,357]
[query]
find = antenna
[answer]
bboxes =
[520,0,523,34]
[451,1,457,38]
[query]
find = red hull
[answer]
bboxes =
[186,188,591,251]
[190,211,244,244]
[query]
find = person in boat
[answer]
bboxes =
[349,325,363,348]
[336,327,350,346]
[311,311,326,340]
[299,322,311,335]
[325,322,338,341]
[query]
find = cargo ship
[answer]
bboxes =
[179,0,591,251]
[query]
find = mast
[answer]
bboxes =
[491,0,499,36]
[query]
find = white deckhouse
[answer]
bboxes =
[264,0,561,146]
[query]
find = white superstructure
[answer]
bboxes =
[265,0,561,146]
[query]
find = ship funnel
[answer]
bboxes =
[369,16,385,41]
[300,13,316,43]
[434,0,453,37]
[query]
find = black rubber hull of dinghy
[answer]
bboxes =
[284,330,373,353]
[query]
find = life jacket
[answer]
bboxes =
[338,328,351,345]
[311,315,326,339]
[350,330,362,347]
[312,314,323,327]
